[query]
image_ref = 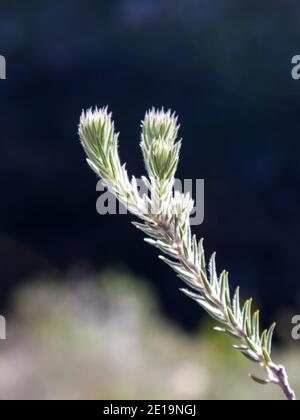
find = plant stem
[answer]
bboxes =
[79,106,296,400]
[269,364,296,401]
[154,215,296,401]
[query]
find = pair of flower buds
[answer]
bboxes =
[79,107,182,183]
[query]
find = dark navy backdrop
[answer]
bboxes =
[1,0,300,328]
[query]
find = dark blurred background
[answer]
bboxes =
[1,0,300,331]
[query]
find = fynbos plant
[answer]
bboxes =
[78,107,296,400]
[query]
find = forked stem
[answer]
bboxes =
[79,106,296,400]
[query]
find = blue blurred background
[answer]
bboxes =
[1,0,300,331]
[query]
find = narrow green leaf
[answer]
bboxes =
[200,269,213,294]
[246,298,253,323]
[245,336,258,353]
[261,329,268,350]
[193,235,198,266]
[227,307,238,327]
[219,270,227,304]
[233,344,248,350]
[227,330,243,339]
[252,310,260,343]
[262,347,272,365]
[245,319,252,337]
[225,275,231,308]
[250,374,270,385]
[233,286,241,320]
[266,323,276,355]
[214,327,226,333]
[241,350,260,363]
[209,252,217,288]
[242,299,252,335]
[199,239,207,277]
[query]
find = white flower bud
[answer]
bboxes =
[141,108,179,147]
[141,108,181,181]
[78,107,119,178]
